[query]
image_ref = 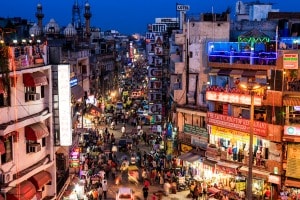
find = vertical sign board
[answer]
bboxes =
[58,64,72,146]
[283,54,299,69]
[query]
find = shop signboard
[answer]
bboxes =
[206,91,262,106]
[284,125,300,136]
[148,67,163,78]
[207,112,267,137]
[149,103,162,114]
[286,143,300,179]
[181,144,193,153]
[205,146,220,159]
[184,124,208,138]
[191,136,208,150]
[283,54,298,69]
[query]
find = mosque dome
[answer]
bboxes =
[44,18,60,34]
[29,23,42,37]
[64,23,77,37]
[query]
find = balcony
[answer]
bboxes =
[208,51,277,68]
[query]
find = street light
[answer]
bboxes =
[239,80,261,200]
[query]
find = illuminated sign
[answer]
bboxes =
[152,24,167,33]
[148,67,163,78]
[207,112,268,137]
[206,91,262,106]
[70,78,78,87]
[284,125,300,136]
[283,54,298,69]
[145,32,161,41]
[176,4,190,11]
[58,64,72,146]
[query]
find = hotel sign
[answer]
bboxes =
[207,112,268,137]
[283,54,298,69]
[176,4,190,11]
[206,91,262,106]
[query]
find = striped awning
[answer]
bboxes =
[283,97,300,106]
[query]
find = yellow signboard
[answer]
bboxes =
[210,125,257,144]
[286,143,300,179]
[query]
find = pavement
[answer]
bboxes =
[96,122,194,200]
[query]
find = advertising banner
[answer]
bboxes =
[286,143,300,179]
[207,112,268,137]
[283,54,298,69]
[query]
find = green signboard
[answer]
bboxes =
[184,124,208,138]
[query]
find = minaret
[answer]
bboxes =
[35,3,44,31]
[84,2,92,38]
[72,0,82,29]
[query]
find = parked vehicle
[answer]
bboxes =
[116,187,134,200]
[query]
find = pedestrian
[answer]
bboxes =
[143,186,149,200]
[98,184,103,200]
[102,179,108,199]
[92,188,99,200]
[193,185,199,200]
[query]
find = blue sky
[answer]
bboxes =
[0,0,300,35]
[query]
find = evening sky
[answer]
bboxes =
[0,0,300,35]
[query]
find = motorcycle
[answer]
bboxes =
[110,121,115,130]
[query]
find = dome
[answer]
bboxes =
[29,23,42,37]
[64,23,77,37]
[37,3,42,8]
[85,2,90,7]
[44,18,60,34]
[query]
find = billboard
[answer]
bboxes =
[58,64,72,146]
[283,54,298,69]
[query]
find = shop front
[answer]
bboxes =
[208,125,270,168]
[239,166,270,198]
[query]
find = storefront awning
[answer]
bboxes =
[203,159,217,167]
[239,166,270,179]
[255,70,267,79]
[25,122,49,141]
[283,135,300,143]
[283,97,300,106]
[208,68,220,75]
[23,71,48,87]
[216,161,241,174]
[29,171,52,190]
[218,69,231,76]
[229,70,243,78]
[71,85,85,101]
[285,178,300,188]
[6,180,37,200]
[178,152,202,163]
[0,140,5,155]
[242,70,257,77]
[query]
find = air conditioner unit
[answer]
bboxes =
[29,143,42,153]
[1,172,13,184]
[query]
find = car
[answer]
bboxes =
[116,187,134,200]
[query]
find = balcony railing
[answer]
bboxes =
[208,51,277,66]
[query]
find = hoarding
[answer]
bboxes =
[58,64,72,146]
[283,54,298,69]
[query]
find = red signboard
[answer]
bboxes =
[206,91,262,106]
[207,112,267,137]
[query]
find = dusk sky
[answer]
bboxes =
[1,0,300,35]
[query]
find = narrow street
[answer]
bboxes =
[96,122,189,200]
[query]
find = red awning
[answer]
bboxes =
[23,71,48,87]
[25,122,49,141]
[0,140,5,155]
[29,171,52,190]
[6,180,37,200]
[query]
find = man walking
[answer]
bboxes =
[102,179,108,199]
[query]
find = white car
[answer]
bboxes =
[116,187,134,200]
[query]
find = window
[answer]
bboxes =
[42,138,46,147]
[1,137,13,164]
[41,85,45,98]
